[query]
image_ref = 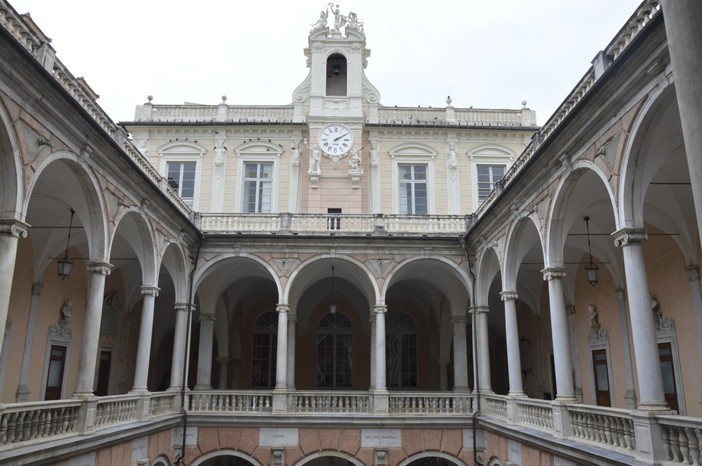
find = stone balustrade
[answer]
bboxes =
[1,390,701,466]
[197,212,470,236]
[658,415,702,465]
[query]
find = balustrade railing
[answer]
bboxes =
[658,415,702,465]
[388,393,472,415]
[0,399,81,446]
[568,405,636,453]
[516,398,554,431]
[483,395,508,420]
[290,391,371,414]
[188,391,273,413]
[95,395,140,427]
[198,212,469,236]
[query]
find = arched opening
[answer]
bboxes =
[326,53,347,96]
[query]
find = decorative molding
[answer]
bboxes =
[612,228,647,247]
[587,305,609,344]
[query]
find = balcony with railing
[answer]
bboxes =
[196,212,471,237]
[2,391,701,465]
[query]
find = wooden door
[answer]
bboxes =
[592,349,611,407]
[44,345,67,400]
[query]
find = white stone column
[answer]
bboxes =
[661,0,702,249]
[0,220,28,354]
[74,262,112,397]
[566,305,583,403]
[452,315,470,392]
[169,303,192,390]
[533,315,545,399]
[132,286,159,392]
[274,304,289,390]
[16,282,43,401]
[195,314,215,390]
[373,305,387,392]
[501,291,524,396]
[286,314,297,390]
[615,289,637,408]
[473,305,492,393]
[369,312,376,390]
[613,229,667,409]
[217,357,229,389]
[542,267,575,402]
[437,358,450,391]
[685,267,702,391]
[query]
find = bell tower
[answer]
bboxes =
[291,5,380,215]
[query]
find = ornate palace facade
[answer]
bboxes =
[0,1,701,465]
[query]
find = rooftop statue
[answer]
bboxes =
[312,4,363,36]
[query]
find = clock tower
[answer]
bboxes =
[292,5,380,214]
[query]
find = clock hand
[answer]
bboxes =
[334,133,349,142]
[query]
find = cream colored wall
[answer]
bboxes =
[139,127,531,215]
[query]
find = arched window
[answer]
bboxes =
[252,311,278,387]
[316,312,352,387]
[386,312,418,388]
[326,53,347,96]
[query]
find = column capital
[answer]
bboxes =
[451,315,469,324]
[87,261,113,276]
[276,304,290,313]
[217,356,230,364]
[199,313,216,322]
[373,305,387,314]
[140,286,160,297]
[542,267,566,281]
[437,357,451,365]
[566,304,576,316]
[685,265,700,282]
[31,282,44,297]
[500,290,518,302]
[288,313,298,323]
[612,227,647,247]
[469,305,490,315]
[174,302,195,312]
[0,218,29,238]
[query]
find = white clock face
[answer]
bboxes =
[319,124,354,156]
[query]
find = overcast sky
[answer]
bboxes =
[11,0,643,125]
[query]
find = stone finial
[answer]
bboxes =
[521,99,528,108]
[147,95,153,103]
[446,95,452,106]
[221,95,227,103]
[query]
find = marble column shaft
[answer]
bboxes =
[287,314,297,389]
[16,282,43,401]
[501,291,524,396]
[473,305,491,392]
[373,305,387,392]
[0,220,28,354]
[132,286,159,391]
[542,267,575,401]
[195,313,216,390]
[169,303,192,389]
[74,262,112,396]
[274,304,289,390]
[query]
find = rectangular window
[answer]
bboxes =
[243,162,273,213]
[166,161,196,207]
[398,164,428,214]
[477,164,506,203]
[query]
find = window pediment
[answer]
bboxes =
[388,143,437,159]
[157,141,206,156]
[468,144,515,159]
[234,141,284,157]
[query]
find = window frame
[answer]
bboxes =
[468,145,515,210]
[234,142,282,214]
[158,142,206,210]
[389,144,437,215]
[242,161,275,213]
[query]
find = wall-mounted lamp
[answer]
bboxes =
[57,209,75,279]
[584,216,599,286]
[329,266,337,314]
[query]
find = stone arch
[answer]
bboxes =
[383,256,471,313]
[190,449,262,466]
[110,209,159,286]
[474,246,501,307]
[295,450,364,466]
[286,254,377,310]
[24,152,109,275]
[0,100,22,218]
[194,253,283,299]
[398,451,468,466]
[545,161,617,267]
[502,214,545,290]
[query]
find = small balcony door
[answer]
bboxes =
[592,349,611,407]
[44,345,67,400]
[658,342,679,412]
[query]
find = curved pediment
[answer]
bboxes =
[157,141,207,156]
[234,141,284,156]
[388,143,438,158]
[468,144,516,158]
